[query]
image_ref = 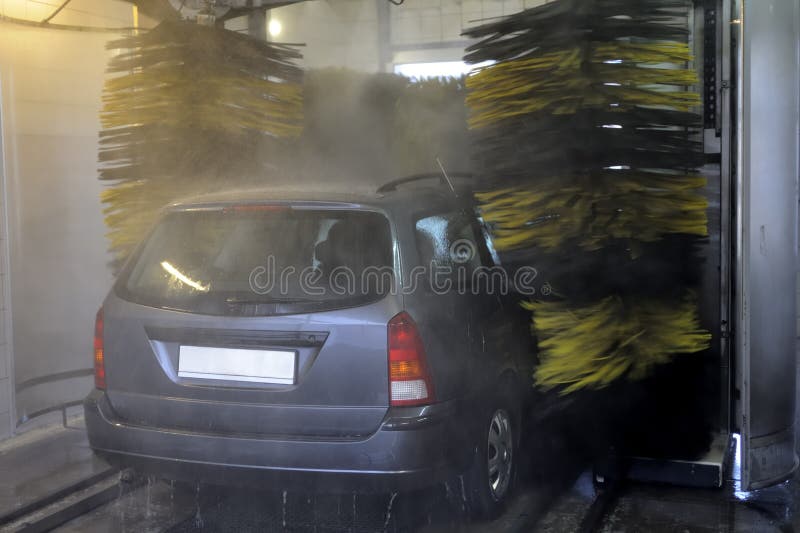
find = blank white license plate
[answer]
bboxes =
[178,346,296,385]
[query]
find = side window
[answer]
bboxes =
[476,216,501,267]
[414,210,488,290]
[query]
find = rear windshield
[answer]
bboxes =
[117,207,394,315]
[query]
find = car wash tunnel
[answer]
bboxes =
[0,0,799,532]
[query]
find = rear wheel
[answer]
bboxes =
[464,398,517,519]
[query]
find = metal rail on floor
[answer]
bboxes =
[0,468,131,533]
[15,369,93,429]
[577,480,623,533]
[15,400,85,429]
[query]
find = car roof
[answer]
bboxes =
[168,184,474,212]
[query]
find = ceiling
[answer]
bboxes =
[123,0,306,22]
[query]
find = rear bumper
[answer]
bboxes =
[84,390,474,492]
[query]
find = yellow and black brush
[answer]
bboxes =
[464,0,712,457]
[99,20,303,268]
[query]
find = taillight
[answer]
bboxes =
[388,312,435,406]
[93,307,106,390]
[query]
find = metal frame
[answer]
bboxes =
[717,0,733,441]
[120,0,305,23]
[0,71,14,440]
[16,400,84,428]
[13,370,93,427]
[734,0,800,490]
[732,0,745,445]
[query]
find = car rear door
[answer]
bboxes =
[102,203,401,439]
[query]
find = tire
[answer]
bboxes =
[464,394,518,520]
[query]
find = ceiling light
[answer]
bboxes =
[268,19,282,37]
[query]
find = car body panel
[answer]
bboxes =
[86,185,533,489]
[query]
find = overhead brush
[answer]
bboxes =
[463,0,711,400]
[98,20,303,269]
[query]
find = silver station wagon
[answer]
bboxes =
[85,175,534,518]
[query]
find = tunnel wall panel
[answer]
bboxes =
[736,0,800,489]
[0,5,128,432]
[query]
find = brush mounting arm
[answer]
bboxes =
[124,0,305,22]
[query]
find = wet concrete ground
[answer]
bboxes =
[54,465,800,532]
[0,423,112,519]
[1,418,590,532]
[598,478,800,533]
[596,437,800,533]
[56,471,589,532]
[56,452,800,532]
[3,421,800,532]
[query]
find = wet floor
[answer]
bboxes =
[55,476,569,532]
[4,422,800,532]
[598,479,800,533]
[596,438,800,533]
[53,467,800,532]
[50,427,589,532]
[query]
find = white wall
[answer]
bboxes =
[0,0,133,434]
[390,0,546,47]
[271,0,382,72]
[269,0,550,72]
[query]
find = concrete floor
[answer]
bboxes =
[54,459,800,532]
[599,478,800,533]
[596,440,800,533]
[54,466,590,532]
[1,421,799,532]
[0,422,112,525]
